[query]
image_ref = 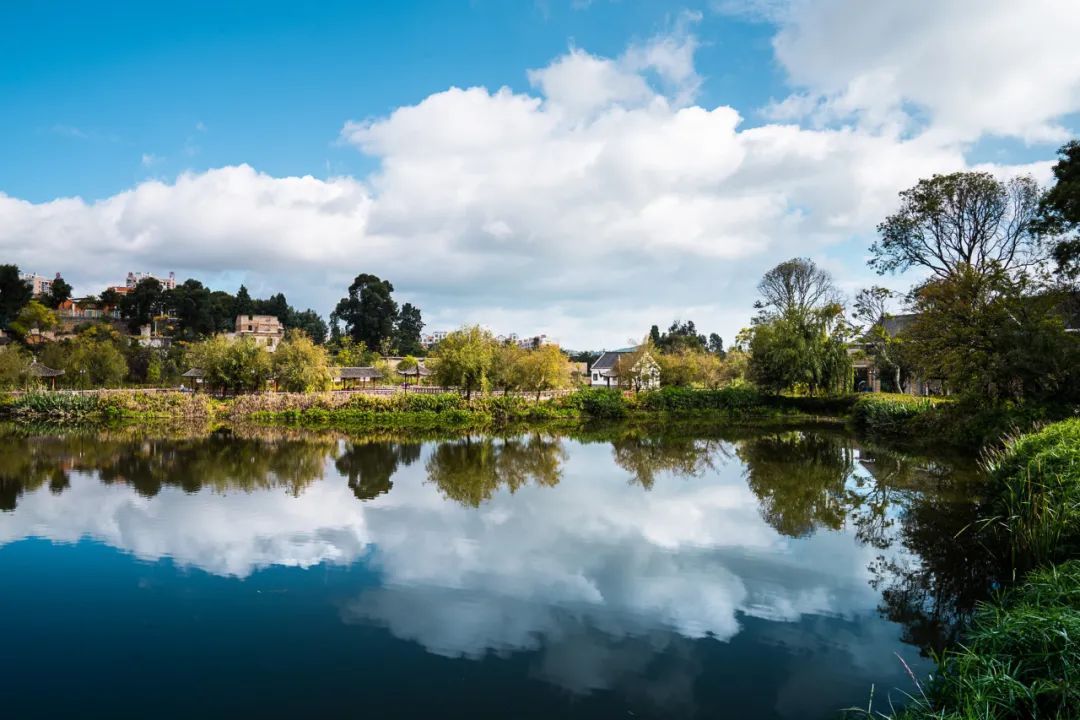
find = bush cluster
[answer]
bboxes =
[851,393,942,435]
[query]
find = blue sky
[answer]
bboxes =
[2,1,785,201]
[2,0,1077,347]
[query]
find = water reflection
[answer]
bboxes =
[426,434,565,506]
[0,423,993,717]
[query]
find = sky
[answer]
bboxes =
[2,0,1078,349]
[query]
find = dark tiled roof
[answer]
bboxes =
[397,365,432,377]
[336,367,383,380]
[591,350,629,371]
[181,368,204,378]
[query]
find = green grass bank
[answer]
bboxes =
[870,419,1080,720]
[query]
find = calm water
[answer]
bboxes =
[0,425,988,719]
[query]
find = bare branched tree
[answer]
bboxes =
[755,257,840,317]
[871,172,1043,279]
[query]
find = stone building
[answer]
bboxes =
[232,314,285,351]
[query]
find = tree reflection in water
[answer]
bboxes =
[609,432,732,489]
[425,434,565,507]
[0,422,1002,660]
[336,440,421,500]
[738,431,853,538]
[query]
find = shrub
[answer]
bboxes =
[984,419,1080,570]
[893,562,1080,720]
[563,388,628,419]
[851,393,941,435]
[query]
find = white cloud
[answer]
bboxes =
[1,436,902,684]
[2,6,1073,347]
[754,0,1080,142]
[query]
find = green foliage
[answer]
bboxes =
[119,277,164,332]
[395,302,424,355]
[904,267,1080,404]
[851,394,941,435]
[0,345,32,389]
[332,273,399,349]
[872,171,1041,279]
[984,419,1080,571]
[186,335,272,393]
[63,334,129,388]
[563,388,627,419]
[749,306,853,395]
[44,276,72,308]
[430,325,496,399]
[889,562,1080,720]
[272,331,333,392]
[0,264,33,329]
[1035,139,1080,278]
[9,300,58,339]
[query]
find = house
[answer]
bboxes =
[28,360,64,389]
[126,271,177,291]
[588,347,660,390]
[852,313,940,395]
[230,314,285,351]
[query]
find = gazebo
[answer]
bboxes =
[180,367,205,391]
[335,367,383,389]
[28,360,64,389]
[396,363,432,388]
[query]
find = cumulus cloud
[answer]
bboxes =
[1,4,1073,346]
[754,0,1080,142]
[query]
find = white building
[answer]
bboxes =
[21,272,60,297]
[588,347,660,390]
[126,271,177,291]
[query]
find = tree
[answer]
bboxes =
[187,336,272,394]
[286,309,328,345]
[0,345,31,389]
[520,345,571,399]
[63,334,128,388]
[99,287,123,312]
[655,320,708,354]
[749,305,853,395]
[332,273,399,348]
[872,172,1042,280]
[119,277,164,332]
[395,302,424,355]
[902,267,1080,403]
[853,286,909,392]
[649,325,662,346]
[330,337,373,367]
[756,258,840,317]
[0,264,32,330]
[708,333,725,356]
[272,331,333,392]
[44,276,72,309]
[430,325,495,399]
[490,342,527,394]
[233,285,255,317]
[255,292,290,323]
[165,279,215,338]
[9,300,58,339]
[1035,139,1080,278]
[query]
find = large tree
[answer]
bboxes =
[1035,139,1080,278]
[272,331,333,392]
[871,171,1042,280]
[755,258,840,317]
[0,265,32,330]
[44,276,73,309]
[119,277,165,332]
[853,286,909,393]
[430,325,495,399]
[395,302,424,355]
[332,274,399,349]
[165,279,215,338]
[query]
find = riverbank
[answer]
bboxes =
[0,386,856,432]
[1,386,1071,452]
[865,419,1080,720]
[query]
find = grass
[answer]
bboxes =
[857,419,1080,719]
[876,562,1080,720]
[982,419,1080,572]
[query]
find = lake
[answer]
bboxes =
[0,424,988,719]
